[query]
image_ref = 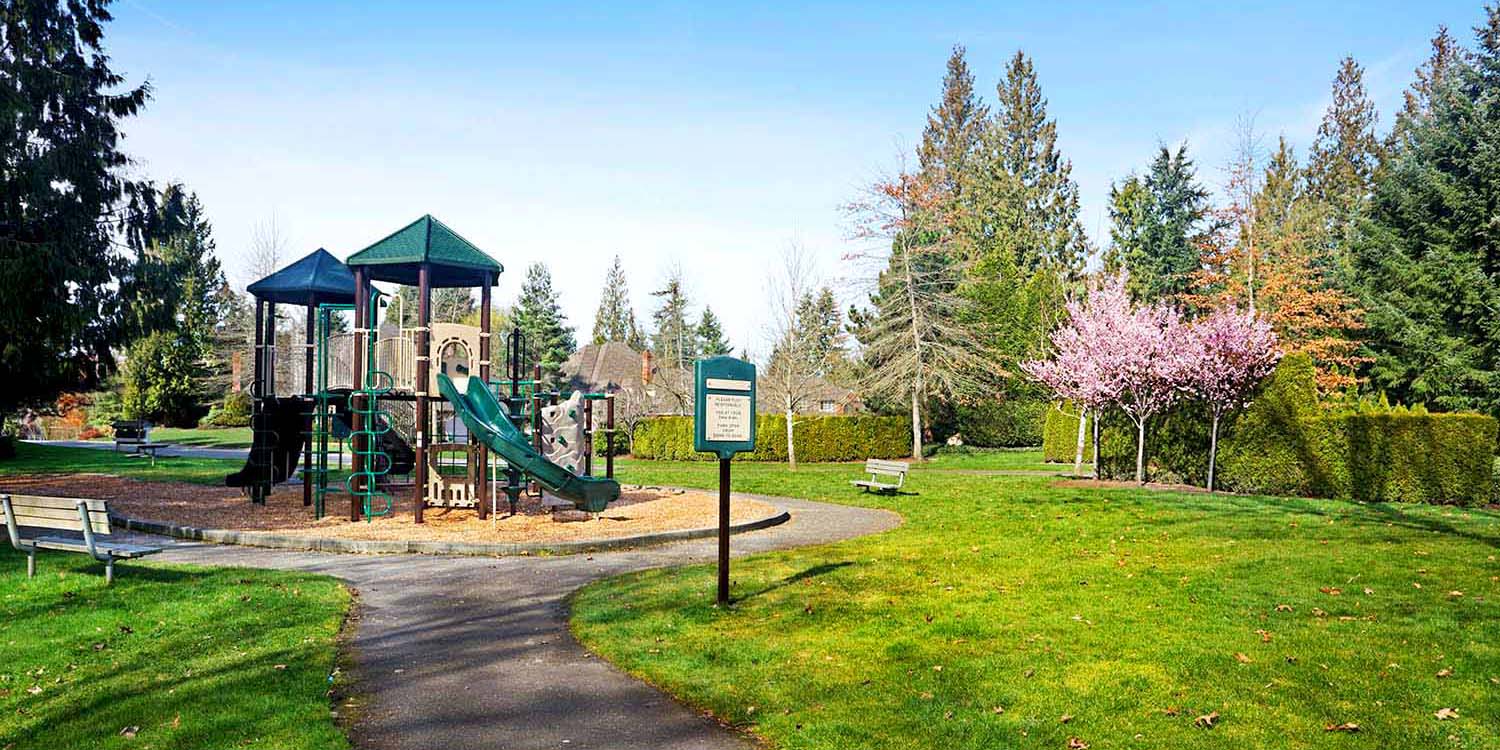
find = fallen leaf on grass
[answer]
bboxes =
[1435,708,1459,720]
[1447,591,1464,598]
[1194,711,1220,729]
[1255,629,1273,643]
[992,705,1005,714]
[1067,737,1090,749]
[1162,707,1180,716]
[1234,652,1253,664]
[1363,588,1374,595]
[1311,608,1327,617]
[1320,587,1342,596]
[119,726,139,739]
[1060,714,1073,723]
[1436,668,1453,678]
[1274,604,1293,612]
[1324,722,1360,732]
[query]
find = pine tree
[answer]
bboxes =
[1350,9,1500,413]
[1107,145,1213,303]
[650,268,695,370]
[512,263,577,388]
[918,46,988,197]
[695,307,731,356]
[0,0,150,412]
[1307,56,1383,259]
[1392,27,1462,149]
[972,51,1090,274]
[591,254,641,346]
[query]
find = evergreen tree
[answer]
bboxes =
[1351,9,1500,413]
[0,0,150,411]
[512,263,576,388]
[918,46,988,197]
[431,288,475,324]
[695,307,731,356]
[591,254,641,346]
[1106,144,1213,302]
[972,51,1090,274]
[1307,56,1383,260]
[650,268,695,369]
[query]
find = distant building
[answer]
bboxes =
[563,342,862,417]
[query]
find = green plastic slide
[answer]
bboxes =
[437,373,620,513]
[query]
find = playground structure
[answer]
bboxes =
[228,215,620,523]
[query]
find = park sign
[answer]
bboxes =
[693,355,756,606]
[693,356,757,459]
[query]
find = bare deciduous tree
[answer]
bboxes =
[760,243,822,470]
[845,169,993,459]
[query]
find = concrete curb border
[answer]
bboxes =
[111,500,791,557]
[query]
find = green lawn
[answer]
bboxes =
[1,442,245,485]
[0,546,350,750]
[140,426,254,449]
[924,447,1090,473]
[575,459,1500,749]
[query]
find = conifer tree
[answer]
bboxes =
[650,267,696,370]
[591,255,641,346]
[1307,56,1383,257]
[695,307,731,356]
[918,46,988,197]
[512,263,576,388]
[1106,145,1213,303]
[0,0,150,411]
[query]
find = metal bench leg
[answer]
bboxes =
[26,549,35,578]
[105,558,114,585]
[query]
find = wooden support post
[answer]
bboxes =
[266,302,277,397]
[303,297,315,508]
[605,394,615,479]
[583,397,593,476]
[351,268,367,522]
[414,263,431,524]
[251,298,266,504]
[477,273,492,519]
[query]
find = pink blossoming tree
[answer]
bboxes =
[1182,307,1281,491]
[1026,273,1191,484]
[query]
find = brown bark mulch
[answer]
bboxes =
[0,474,775,545]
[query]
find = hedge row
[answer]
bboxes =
[1041,403,1093,463]
[630,414,913,461]
[1097,353,1498,505]
[927,398,1047,448]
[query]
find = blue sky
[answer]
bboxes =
[107,0,1485,353]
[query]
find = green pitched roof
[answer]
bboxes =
[345,214,503,287]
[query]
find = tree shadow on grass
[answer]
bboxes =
[736,561,853,603]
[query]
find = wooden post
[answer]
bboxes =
[605,394,615,479]
[251,298,265,504]
[476,272,492,519]
[266,301,277,397]
[583,397,593,476]
[303,297,315,507]
[414,263,431,524]
[351,269,366,522]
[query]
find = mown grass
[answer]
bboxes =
[138,427,254,449]
[923,447,1090,473]
[1,442,245,485]
[0,546,349,750]
[575,458,1500,749]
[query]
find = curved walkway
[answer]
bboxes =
[120,494,901,750]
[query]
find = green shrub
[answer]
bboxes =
[1097,353,1497,504]
[956,399,1047,447]
[201,390,252,428]
[631,414,912,461]
[1041,403,1094,463]
[122,331,204,427]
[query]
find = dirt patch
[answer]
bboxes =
[0,474,777,545]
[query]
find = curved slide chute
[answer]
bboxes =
[437,373,620,513]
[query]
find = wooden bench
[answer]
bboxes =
[851,459,910,494]
[2,494,162,584]
[111,420,152,452]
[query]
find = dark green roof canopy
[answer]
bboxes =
[345,214,502,288]
[246,248,356,306]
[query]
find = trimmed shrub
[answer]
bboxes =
[201,390,253,428]
[953,399,1047,448]
[1098,352,1497,504]
[631,414,912,462]
[1041,403,1094,463]
[122,331,204,427]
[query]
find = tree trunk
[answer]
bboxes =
[785,403,797,471]
[1207,412,1220,493]
[1134,419,1147,484]
[1073,407,1087,476]
[1091,414,1099,478]
[909,387,922,460]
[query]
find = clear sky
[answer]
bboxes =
[106,0,1485,354]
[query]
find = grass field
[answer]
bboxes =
[140,426,254,449]
[0,546,350,750]
[576,456,1500,749]
[1,442,244,485]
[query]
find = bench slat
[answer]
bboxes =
[4,513,112,534]
[33,537,160,558]
[5,495,108,512]
[3,505,110,522]
[865,460,910,472]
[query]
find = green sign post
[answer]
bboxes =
[694,356,757,606]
